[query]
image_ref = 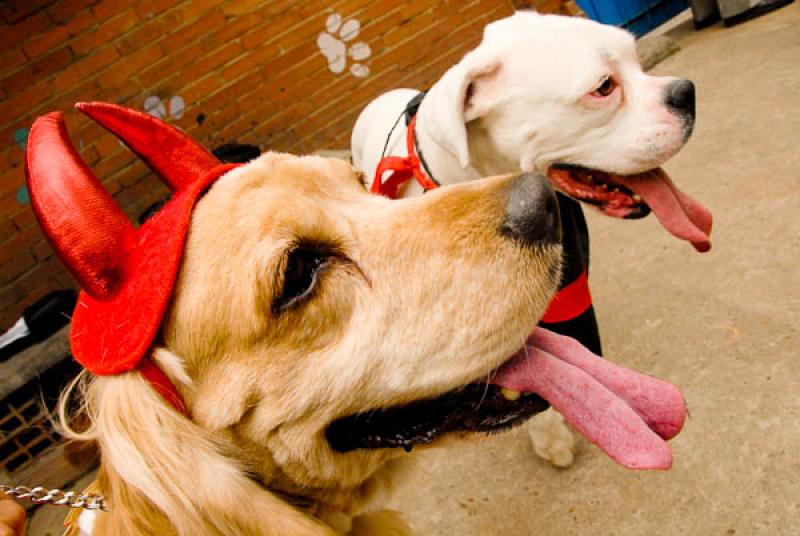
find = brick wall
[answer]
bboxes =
[0,0,573,330]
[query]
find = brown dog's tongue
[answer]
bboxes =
[624,168,713,252]
[491,328,686,470]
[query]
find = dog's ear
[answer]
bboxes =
[423,52,502,170]
[65,357,334,535]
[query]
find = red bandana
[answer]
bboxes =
[25,103,241,415]
[371,116,438,198]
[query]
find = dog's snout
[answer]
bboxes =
[665,79,695,119]
[502,173,561,246]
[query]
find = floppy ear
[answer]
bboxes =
[422,51,502,170]
[59,350,333,535]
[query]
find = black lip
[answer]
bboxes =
[326,384,549,453]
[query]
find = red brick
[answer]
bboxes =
[184,41,242,82]
[91,147,136,179]
[220,45,281,82]
[0,79,52,128]
[197,71,262,112]
[0,0,54,24]
[0,256,64,316]
[21,18,88,59]
[115,9,182,55]
[157,10,225,56]
[53,45,119,92]
[0,251,37,286]
[10,207,37,233]
[97,43,162,89]
[97,78,143,104]
[221,0,267,16]
[0,49,28,71]
[115,160,150,187]
[0,218,16,240]
[70,9,139,56]
[46,0,97,25]
[136,41,202,88]
[1,47,72,100]
[204,11,263,50]
[0,225,40,265]
[2,11,53,47]
[31,239,55,262]
[180,74,227,109]
[133,0,182,20]
[176,0,220,22]
[238,0,325,52]
[92,0,129,21]
[35,79,102,123]
[0,164,25,199]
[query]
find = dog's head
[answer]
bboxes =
[162,154,562,493]
[422,11,712,251]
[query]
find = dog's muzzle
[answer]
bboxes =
[502,172,562,246]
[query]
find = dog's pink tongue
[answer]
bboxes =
[625,168,713,252]
[491,328,686,470]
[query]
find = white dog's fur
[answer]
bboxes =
[351,11,693,467]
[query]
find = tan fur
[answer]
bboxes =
[60,153,561,535]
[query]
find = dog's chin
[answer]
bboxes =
[325,341,549,454]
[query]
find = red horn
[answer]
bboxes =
[76,102,219,192]
[25,112,133,299]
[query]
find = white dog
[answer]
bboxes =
[351,11,712,467]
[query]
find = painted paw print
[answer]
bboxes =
[144,95,186,120]
[317,13,371,78]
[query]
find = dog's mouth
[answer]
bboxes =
[327,327,686,470]
[548,164,713,252]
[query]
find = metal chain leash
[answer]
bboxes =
[0,484,107,511]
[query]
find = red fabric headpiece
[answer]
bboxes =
[25,102,240,415]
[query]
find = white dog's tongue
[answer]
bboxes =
[624,168,713,252]
[491,328,686,470]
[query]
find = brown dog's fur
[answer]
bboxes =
[60,153,561,535]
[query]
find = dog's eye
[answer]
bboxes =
[592,77,617,98]
[275,246,328,311]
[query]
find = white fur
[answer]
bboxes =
[352,11,689,192]
[352,11,693,468]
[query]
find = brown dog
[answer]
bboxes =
[54,151,563,535]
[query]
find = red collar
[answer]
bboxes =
[371,115,439,199]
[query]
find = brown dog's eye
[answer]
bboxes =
[592,77,617,97]
[275,246,327,312]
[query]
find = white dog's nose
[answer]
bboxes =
[502,173,561,246]
[665,79,696,120]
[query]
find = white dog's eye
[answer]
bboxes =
[591,76,617,98]
[275,245,328,312]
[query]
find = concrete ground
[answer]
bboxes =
[387,6,800,535]
[24,5,800,535]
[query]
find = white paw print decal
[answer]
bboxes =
[144,95,186,120]
[317,13,371,78]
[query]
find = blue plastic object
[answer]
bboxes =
[576,0,688,36]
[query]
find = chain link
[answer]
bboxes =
[0,484,107,511]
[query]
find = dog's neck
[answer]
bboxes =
[414,102,520,188]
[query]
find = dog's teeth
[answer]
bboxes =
[632,194,642,202]
[501,388,522,401]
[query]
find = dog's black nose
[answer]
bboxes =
[502,172,561,246]
[665,79,695,119]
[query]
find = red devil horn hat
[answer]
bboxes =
[25,103,241,414]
